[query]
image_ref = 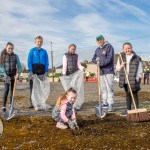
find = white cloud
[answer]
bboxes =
[110,0,150,24]
[0,0,150,68]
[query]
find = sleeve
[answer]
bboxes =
[27,50,33,72]
[71,107,76,120]
[60,104,69,122]
[16,55,22,75]
[116,58,121,71]
[62,55,67,75]
[45,51,49,72]
[1,64,6,74]
[136,61,143,81]
[99,46,114,67]
[77,57,84,71]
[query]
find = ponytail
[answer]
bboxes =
[0,49,6,65]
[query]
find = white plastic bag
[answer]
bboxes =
[31,75,51,111]
[60,70,84,109]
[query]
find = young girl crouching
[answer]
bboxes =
[52,88,79,129]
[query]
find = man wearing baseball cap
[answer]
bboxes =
[92,35,114,112]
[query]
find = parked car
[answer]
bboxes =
[114,76,119,82]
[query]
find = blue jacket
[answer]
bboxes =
[92,42,114,75]
[28,47,49,74]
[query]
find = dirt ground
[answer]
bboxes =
[0,82,150,149]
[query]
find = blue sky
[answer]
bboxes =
[0,0,150,67]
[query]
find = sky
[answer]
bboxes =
[0,0,150,68]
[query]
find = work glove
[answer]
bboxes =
[43,72,48,80]
[28,72,33,80]
[44,72,48,77]
[3,74,11,84]
[72,118,79,129]
[68,119,75,129]
[96,57,100,65]
[38,74,44,80]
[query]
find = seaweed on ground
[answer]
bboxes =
[0,114,150,149]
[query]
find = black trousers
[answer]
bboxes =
[29,79,33,105]
[144,74,149,84]
[124,84,139,110]
[3,79,14,108]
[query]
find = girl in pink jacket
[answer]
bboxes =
[52,88,79,129]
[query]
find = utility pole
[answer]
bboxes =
[50,42,54,82]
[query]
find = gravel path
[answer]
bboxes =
[0,82,150,117]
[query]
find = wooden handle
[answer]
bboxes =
[12,68,18,97]
[97,63,101,97]
[119,53,137,110]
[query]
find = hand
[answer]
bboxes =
[83,68,86,72]
[72,118,79,129]
[68,119,75,129]
[15,74,20,80]
[136,78,141,83]
[28,72,33,80]
[120,62,126,69]
[96,57,100,65]
[44,72,48,77]
[43,72,48,80]
[96,57,100,62]
[3,74,11,84]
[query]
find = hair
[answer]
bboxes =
[56,87,77,108]
[123,42,132,49]
[68,44,76,49]
[35,36,43,41]
[0,42,14,65]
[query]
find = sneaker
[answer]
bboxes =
[108,104,113,112]
[2,107,6,114]
[56,122,68,129]
[102,103,108,108]
[29,104,34,109]
[120,110,127,117]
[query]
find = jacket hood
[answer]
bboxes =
[99,41,109,48]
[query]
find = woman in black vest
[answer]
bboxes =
[0,42,22,115]
[116,42,142,116]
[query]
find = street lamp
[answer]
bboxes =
[50,42,54,82]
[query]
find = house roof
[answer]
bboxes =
[56,65,63,69]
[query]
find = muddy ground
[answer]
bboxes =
[0,82,150,149]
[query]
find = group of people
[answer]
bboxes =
[0,34,143,129]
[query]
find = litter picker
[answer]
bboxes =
[95,58,106,118]
[119,52,149,122]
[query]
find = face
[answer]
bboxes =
[97,38,105,47]
[35,38,43,49]
[123,44,132,55]
[66,92,77,104]
[6,45,14,54]
[68,46,76,54]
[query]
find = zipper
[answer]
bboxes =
[38,49,40,63]
[9,55,11,73]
